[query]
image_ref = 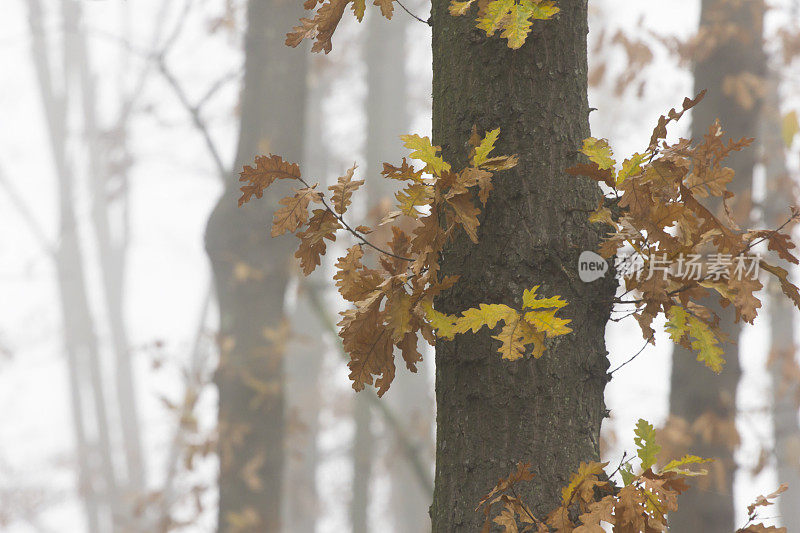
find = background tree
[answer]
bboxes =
[668,1,764,530]
[204,0,307,529]
[762,58,800,528]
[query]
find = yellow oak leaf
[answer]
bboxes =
[386,290,413,342]
[524,308,572,337]
[616,152,648,185]
[472,128,501,166]
[633,418,660,471]
[580,137,615,170]
[396,183,433,218]
[666,306,725,373]
[493,314,544,360]
[561,461,608,505]
[502,1,535,49]
[522,285,568,309]
[477,0,513,35]
[660,455,712,476]
[454,303,518,334]
[400,134,450,175]
[422,301,458,340]
[448,0,475,15]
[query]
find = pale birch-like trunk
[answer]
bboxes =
[761,67,800,528]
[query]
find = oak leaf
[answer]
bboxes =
[580,137,615,170]
[329,165,364,214]
[400,134,450,175]
[272,186,322,237]
[238,154,300,206]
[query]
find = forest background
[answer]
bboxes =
[1,0,799,531]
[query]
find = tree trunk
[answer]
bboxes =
[66,1,145,503]
[364,9,434,532]
[27,2,119,530]
[667,2,763,530]
[761,65,800,528]
[430,1,615,528]
[351,392,373,533]
[204,0,307,530]
[283,64,327,533]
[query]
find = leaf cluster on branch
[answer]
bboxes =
[476,419,786,532]
[568,91,800,374]
[238,129,572,395]
[286,0,559,53]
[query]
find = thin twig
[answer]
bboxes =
[297,176,414,262]
[608,335,654,375]
[156,54,228,179]
[0,159,53,255]
[395,0,431,25]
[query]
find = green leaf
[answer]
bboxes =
[634,418,660,471]
[620,463,635,486]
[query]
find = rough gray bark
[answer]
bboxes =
[761,67,800,528]
[430,0,615,528]
[363,9,434,532]
[204,0,307,530]
[668,2,763,530]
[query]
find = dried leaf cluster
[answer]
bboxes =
[238,129,571,395]
[449,0,559,49]
[286,0,559,53]
[568,91,800,373]
[477,420,785,532]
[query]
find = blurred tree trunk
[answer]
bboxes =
[27,1,120,531]
[66,0,145,503]
[351,393,373,533]
[204,0,307,530]
[668,1,764,531]
[362,9,434,532]
[283,61,327,533]
[761,66,800,527]
[429,0,616,528]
